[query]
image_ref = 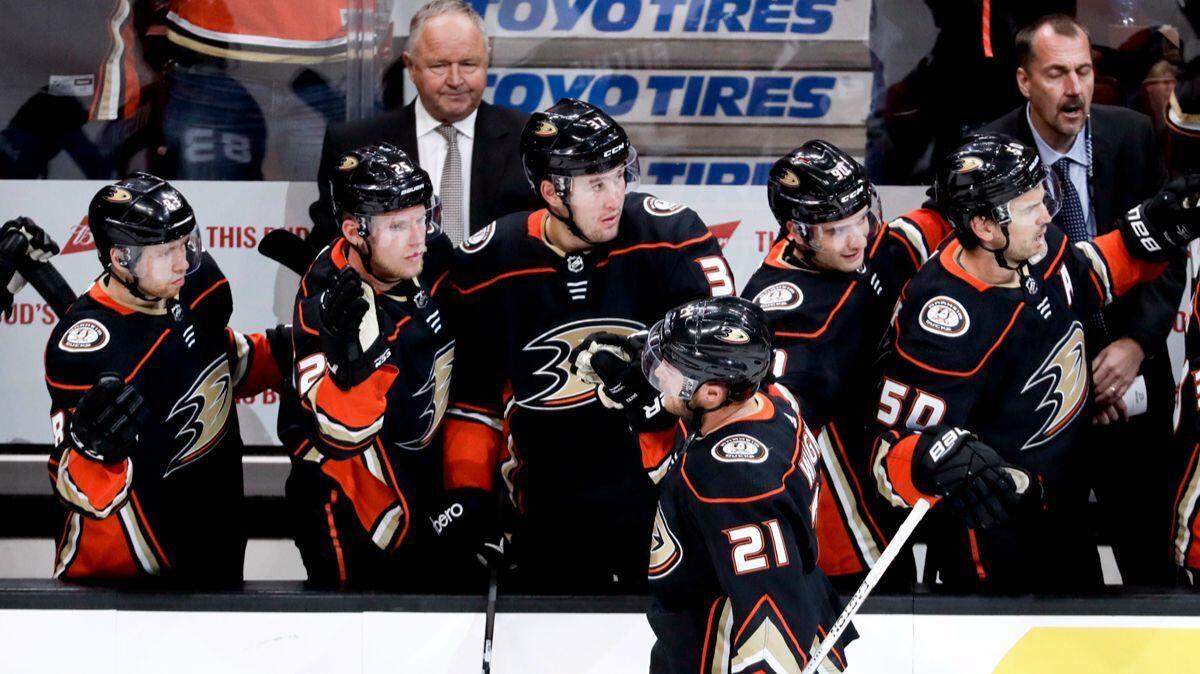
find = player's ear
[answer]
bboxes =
[969,214,996,245]
[341,217,363,245]
[539,180,562,210]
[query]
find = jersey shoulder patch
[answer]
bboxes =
[459,220,497,254]
[58,318,110,353]
[642,196,685,217]
[681,400,798,502]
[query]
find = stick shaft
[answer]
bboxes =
[801,498,930,674]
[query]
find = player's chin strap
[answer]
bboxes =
[106,267,161,304]
[549,190,600,247]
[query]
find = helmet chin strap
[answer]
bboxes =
[549,193,599,247]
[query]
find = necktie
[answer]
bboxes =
[1051,158,1108,338]
[1051,158,1089,242]
[435,124,464,246]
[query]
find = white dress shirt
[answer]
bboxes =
[414,99,475,228]
[1025,103,1095,236]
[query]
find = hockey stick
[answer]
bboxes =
[481,564,499,674]
[17,259,77,319]
[801,498,931,674]
[258,229,319,276]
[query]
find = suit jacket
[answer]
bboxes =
[983,104,1179,354]
[310,100,537,248]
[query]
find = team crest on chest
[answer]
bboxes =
[395,342,455,451]
[165,356,233,476]
[1020,323,1087,450]
[648,503,683,579]
[520,318,644,410]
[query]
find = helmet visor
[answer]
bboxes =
[1001,167,1062,224]
[787,189,882,253]
[120,228,204,279]
[641,320,701,401]
[554,147,641,209]
[364,195,442,245]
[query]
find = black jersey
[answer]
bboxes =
[872,226,1165,587]
[1174,278,1200,573]
[647,385,855,674]
[278,237,454,588]
[741,208,951,577]
[44,254,283,583]
[443,192,732,591]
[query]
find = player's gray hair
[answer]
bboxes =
[409,0,488,44]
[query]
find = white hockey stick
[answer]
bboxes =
[801,498,931,674]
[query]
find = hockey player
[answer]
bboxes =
[279,143,456,589]
[625,296,854,673]
[741,141,951,588]
[441,98,733,593]
[871,133,1200,591]
[44,174,288,584]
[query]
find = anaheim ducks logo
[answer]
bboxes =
[956,156,984,173]
[165,356,233,476]
[778,169,801,187]
[104,187,133,203]
[715,326,750,344]
[648,503,683,579]
[520,318,644,410]
[395,342,455,451]
[532,120,558,137]
[337,155,359,171]
[1020,323,1087,450]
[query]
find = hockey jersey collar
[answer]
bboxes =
[88,278,167,317]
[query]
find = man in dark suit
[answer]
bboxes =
[985,14,1181,586]
[310,0,535,249]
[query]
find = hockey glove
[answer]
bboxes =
[2,217,59,263]
[1120,174,1200,257]
[911,425,1028,530]
[68,374,146,464]
[0,228,23,319]
[319,267,388,389]
[430,487,509,570]
[571,331,676,432]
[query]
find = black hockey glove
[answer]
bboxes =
[2,217,59,263]
[1120,174,1200,258]
[0,227,23,319]
[911,426,1028,530]
[319,267,388,389]
[430,488,508,570]
[68,375,146,464]
[571,331,676,432]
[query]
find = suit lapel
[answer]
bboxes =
[469,101,511,231]
[1088,116,1117,232]
[396,102,419,162]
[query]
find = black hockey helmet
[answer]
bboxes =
[332,142,440,233]
[642,296,773,403]
[88,172,198,267]
[934,133,1061,247]
[520,98,639,243]
[521,98,638,191]
[767,140,882,260]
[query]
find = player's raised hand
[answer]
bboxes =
[320,267,374,388]
[2,217,60,263]
[1124,174,1200,253]
[68,374,145,464]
